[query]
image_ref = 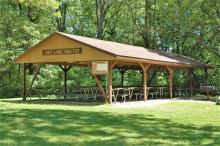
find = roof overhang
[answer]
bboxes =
[15,32,212,69]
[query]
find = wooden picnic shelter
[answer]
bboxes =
[15,32,211,104]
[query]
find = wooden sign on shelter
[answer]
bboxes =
[92,61,109,75]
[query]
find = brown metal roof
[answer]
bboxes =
[58,32,210,68]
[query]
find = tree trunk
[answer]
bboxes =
[141,0,151,48]
[56,2,68,32]
[96,0,107,39]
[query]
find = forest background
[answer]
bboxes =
[0,0,219,97]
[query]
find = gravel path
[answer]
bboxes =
[111,98,213,109]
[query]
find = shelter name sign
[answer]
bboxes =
[42,48,82,55]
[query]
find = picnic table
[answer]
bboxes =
[83,87,100,101]
[112,87,151,102]
[112,87,134,102]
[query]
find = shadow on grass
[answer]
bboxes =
[0,107,220,146]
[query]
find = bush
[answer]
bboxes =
[0,82,21,98]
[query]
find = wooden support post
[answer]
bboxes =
[166,66,173,99]
[23,63,26,101]
[59,65,72,98]
[64,65,67,98]
[188,69,193,97]
[139,63,150,101]
[108,62,113,104]
[143,69,147,100]
[107,61,117,104]
[25,64,42,99]
[119,68,127,87]
[204,68,208,85]
[204,68,209,99]
[95,75,107,102]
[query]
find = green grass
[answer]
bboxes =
[0,99,220,146]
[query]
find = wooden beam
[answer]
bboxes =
[139,63,150,71]
[94,75,107,102]
[25,64,42,99]
[59,65,72,72]
[22,63,26,101]
[166,66,173,73]
[139,63,150,101]
[204,68,208,85]
[108,63,113,104]
[111,61,118,69]
[59,65,65,71]
[66,66,72,72]
[139,63,145,71]
[169,71,173,99]
[64,65,67,98]
[59,65,73,98]
[188,69,193,97]
[108,61,117,104]
[166,66,174,98]
[87,64,107,103]
[143,68,147,101]
[204,68,209,99]
[119,68,127,87]
[117,56,204,68]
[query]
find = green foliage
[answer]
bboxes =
[0,0,220,97]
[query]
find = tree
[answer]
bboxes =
[0,0,219,97]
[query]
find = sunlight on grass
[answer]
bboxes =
[0,99,220,146]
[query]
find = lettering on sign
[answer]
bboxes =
[42,48,82,55]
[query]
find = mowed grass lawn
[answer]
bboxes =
[0,99,220,146]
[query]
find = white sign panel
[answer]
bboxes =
[92,61,109,74]
[97,63,108,71]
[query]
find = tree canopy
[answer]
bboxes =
[0,0,219,97]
